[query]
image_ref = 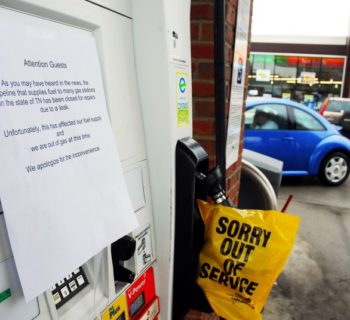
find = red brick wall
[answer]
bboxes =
[191,0,253,205]
[191,0,216,170]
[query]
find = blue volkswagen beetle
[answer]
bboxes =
[244,98,350,186]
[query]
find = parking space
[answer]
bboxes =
[263,177,350,320]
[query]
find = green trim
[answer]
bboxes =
[0,288,11,303]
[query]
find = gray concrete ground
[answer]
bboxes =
[263,176,350,320]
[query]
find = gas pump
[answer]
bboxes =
[0,0,202,319]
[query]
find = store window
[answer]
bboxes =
[248,53,346,110]
[295,57,321,105]
[249,55,275,97]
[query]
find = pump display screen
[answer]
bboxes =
[116,312,126,320]
[130,291,145,317]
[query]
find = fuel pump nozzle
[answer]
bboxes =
[196,166,234,208]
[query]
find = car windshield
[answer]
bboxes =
[327,100,350,112]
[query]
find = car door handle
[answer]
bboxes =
[282,136,294,141]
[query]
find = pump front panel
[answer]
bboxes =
[0,1,157,319]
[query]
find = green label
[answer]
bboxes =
[0,288,11,303]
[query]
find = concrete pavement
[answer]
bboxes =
[263,176,350,320]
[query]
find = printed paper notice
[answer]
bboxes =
[226,0,251,168]
[300,72,316,84]
[256,69,271,82]
[0,9,138,301]
[134,225,154,273]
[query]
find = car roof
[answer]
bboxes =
[246,97,337,132]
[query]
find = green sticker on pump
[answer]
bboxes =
[0,288,11,303]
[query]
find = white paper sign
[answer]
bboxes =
[300,72,316,84]
[256,69,271,82]
[0,9,138,301]
[226,0,251,168]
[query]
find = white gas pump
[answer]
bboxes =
[0,0,192,319]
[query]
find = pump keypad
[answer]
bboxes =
[51,267,88,309]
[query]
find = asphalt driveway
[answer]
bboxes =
[263,176,350,320]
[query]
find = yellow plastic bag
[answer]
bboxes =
[196,200,300,320]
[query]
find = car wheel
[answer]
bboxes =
[318,152,350,186]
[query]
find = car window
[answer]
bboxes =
[293,108,325,131]
[245,104,288,130]
[327,100,350,113]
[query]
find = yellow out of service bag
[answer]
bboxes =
[196,200,300,320]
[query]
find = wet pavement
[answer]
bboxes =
[263,176,350,320]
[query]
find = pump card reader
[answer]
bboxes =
[51,267,88,309]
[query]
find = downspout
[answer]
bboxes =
[214,0,226,183]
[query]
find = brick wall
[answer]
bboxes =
[191,0,253,205]
[191,0,216,169]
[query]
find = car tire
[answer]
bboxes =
[318,152,350,186]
